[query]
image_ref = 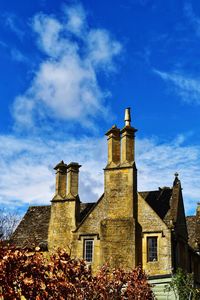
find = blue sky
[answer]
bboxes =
[0,0,200,216]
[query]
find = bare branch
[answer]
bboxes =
[0,208,21,240]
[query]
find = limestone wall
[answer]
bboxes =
[48,200,77,252]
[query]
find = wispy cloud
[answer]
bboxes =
[154,69,200,105]
[137,136,200,214]
[184,2,200,37]
[10,48,28,63]
[12,3,122,131]
[152,3,200,106]
[0,133,199,215]
[3,13,25,40]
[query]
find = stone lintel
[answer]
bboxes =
[78,233,100,240]
[142,230,165,237]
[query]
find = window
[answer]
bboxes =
[84,239,93,262]
[147,237,158,262]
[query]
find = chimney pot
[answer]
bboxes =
[124,107,131,126]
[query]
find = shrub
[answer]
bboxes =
[0,242,154,299]
[166,268,200,300]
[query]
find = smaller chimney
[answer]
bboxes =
[105,125,120,166]
[66,162,81,199]
[53,160,67,200]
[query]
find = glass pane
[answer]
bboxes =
[147,237,157,262]
[84,240,93,262]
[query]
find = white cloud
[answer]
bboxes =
[64,4,86,36]
[0,135,106,209]
[12,4,122,130]
[0,133,200,215]
[33,13,66,58]
[32,56,103,122]
[154,69,200,105]
[87,29,122,70]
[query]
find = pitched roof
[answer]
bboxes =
[80,202,96,221]
[139,187,172,221]
[186,216,197,249]
[11,202,96,249]
[11,205,51,250]
[140,183,189,244]
[186,207,200,251]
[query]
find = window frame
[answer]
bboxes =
[147,236,158,262]
[84,239,94,263]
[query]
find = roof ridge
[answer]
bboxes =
[29,205,50,208]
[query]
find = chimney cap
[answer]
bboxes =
[54,160,67,170]
[105,125,120,136]
[67,162,82,169]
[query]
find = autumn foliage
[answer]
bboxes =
[0,242,154,300]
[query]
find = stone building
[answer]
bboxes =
[12,108,200,297]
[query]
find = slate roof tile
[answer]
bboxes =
[11,202,96,249]
[11,205,51,249]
